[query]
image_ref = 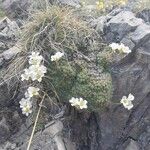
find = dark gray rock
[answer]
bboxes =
[139,126,150,150]
[0,111,21,145]
[104,11,143,42]
[0,17,20,51]
[130,24,150,45]
[0,117,10,144]
[0,17,10,31]
[137,9,150,24]
[0,57,3,67]
[1,0,30,19]
[0,81,11,108]
[96,9,150,150]
[0,32,9,41]
[121,37,135,50]
[18,121,69,150]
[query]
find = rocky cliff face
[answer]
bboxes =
[68,9,150,150]
[0,0,150,150]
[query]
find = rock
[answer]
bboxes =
[1,20,20,39]
[138,126,150,150]
[0,57,3,67]
[0,45,20,66]
[0,80,11,108]
[137,9,150,24]
[130,24,150,45]
[0,32,9,41]
[90,16,107,33]
[1,142,16,150]
[121,37,135,50]
[1,0,30,19]
[0,17,11,31]
[44,120,63,136]
[0,41,6,50]
[0,117,10,144]
[58,0,80,7]
[104,11,143,42]
[107,8,122,18]
[1,0,81,20]
[19,121,66,150]
[1,45,20,61]
[136,48,150,64]
[0,17,20,51]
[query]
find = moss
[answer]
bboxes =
[0,9,5,19]
[97,46,114,72]
[70,71,112,111]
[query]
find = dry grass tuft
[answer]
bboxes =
[21,5,93,53]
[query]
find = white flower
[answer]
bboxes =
[120,93,134,110]
[77,98,88,109]
[25,87,40,98]
[109,43,131,54]
[21,65,47,82]
[29,65,47,82]
[69,97,88,109]
[69,97,79,107]
[51,52,64,62]
[29,52,43,65]
[21,69,31,81]
[109,43,120,51]
[19,98,32,116]
[119,43,131,54]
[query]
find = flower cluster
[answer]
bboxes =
[69,97,88,109]
[19,98,32,116]
[51,52,64,62]
[20,87,40,116]
[120,93,134,110]
[20,51,66,116]
[21,52,47,82]
[109,43,131,54]
[20,51,46,116]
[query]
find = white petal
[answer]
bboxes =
[126,104,133,110]
[120,96,127,104]
[128,93,134,101]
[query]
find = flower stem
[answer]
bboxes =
[26,94,46,150]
